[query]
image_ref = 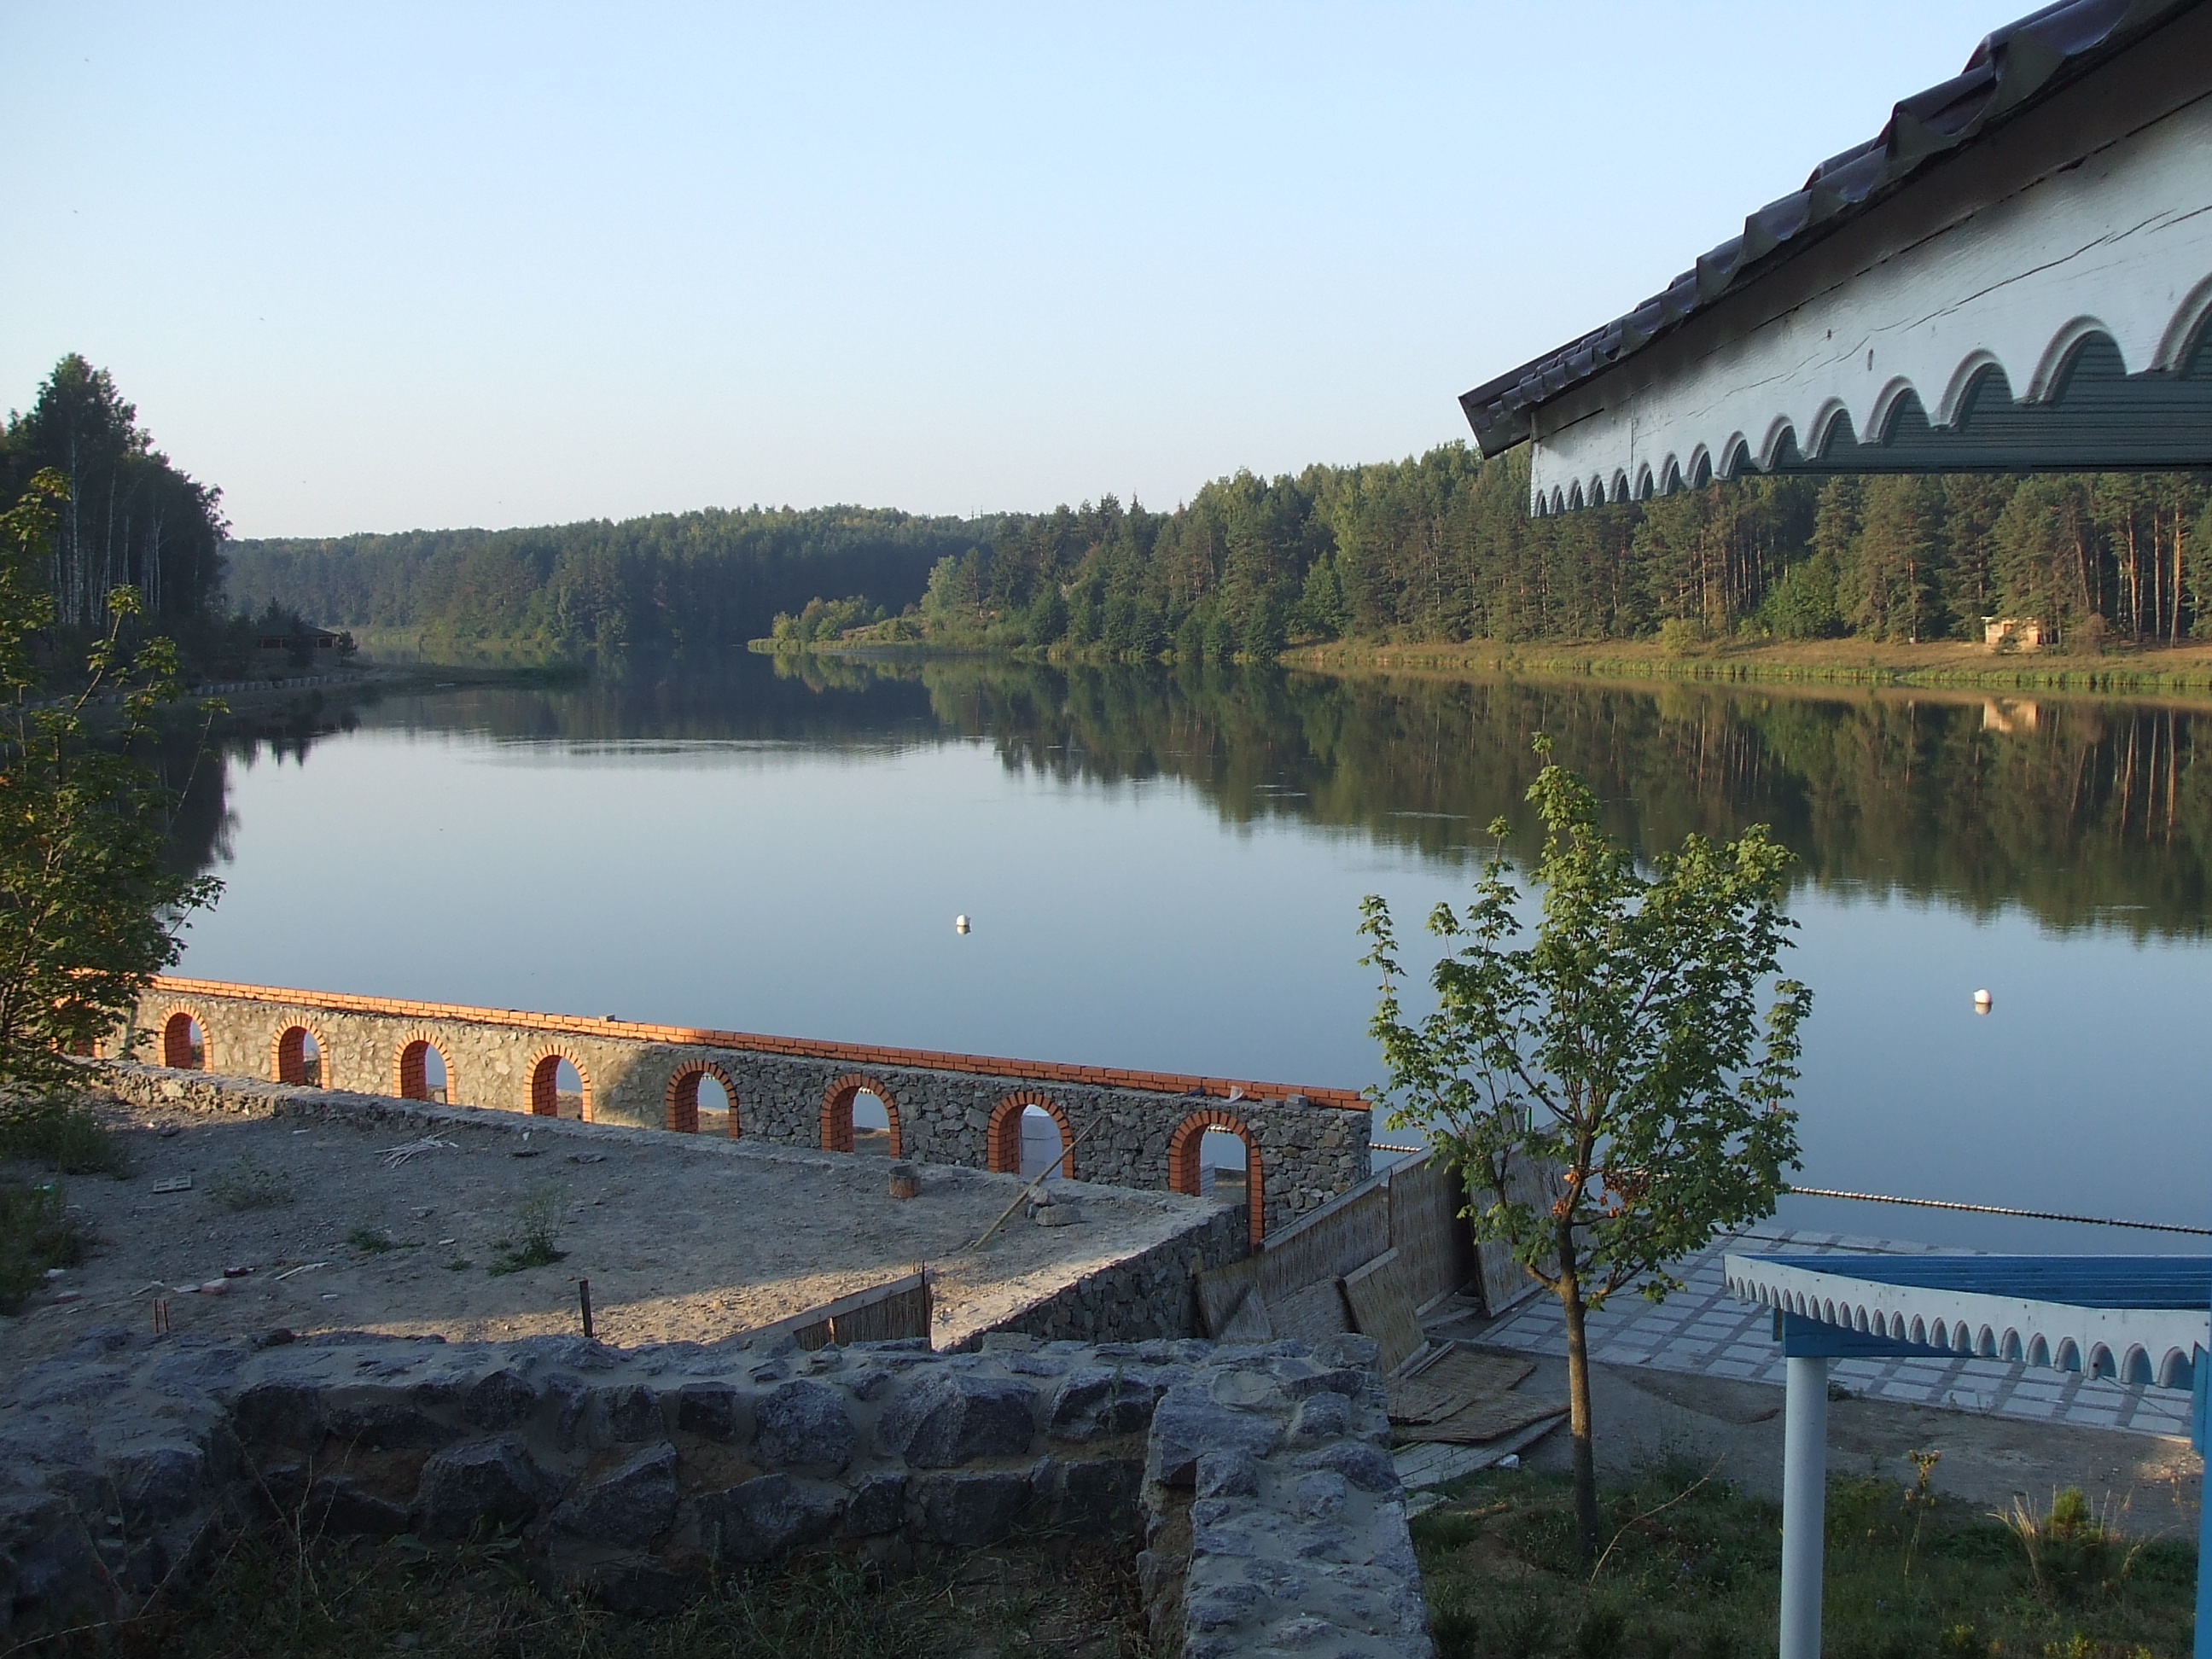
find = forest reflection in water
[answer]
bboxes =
[183,650,2209,941]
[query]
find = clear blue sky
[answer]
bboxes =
[3,3,2019,538]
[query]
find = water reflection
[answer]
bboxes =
[194,655,2210,940]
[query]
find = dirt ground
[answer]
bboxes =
[2,1092,1225,1379]
[1497,1348,2202,1540]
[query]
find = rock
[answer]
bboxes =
[695,1473,846,1564]
[1195,1451,1257,1499]
[324,1399,460,1452]
[1297,1441,1398,1493]
[1145,1384,1284,1487]
[910,1470,1031,1545]
[1047,1367,1167,1441]
[1035,1457,1143,1530]
[1287,1391,1350,1445]
[1033,1204,1082,1226]
[674,1382,742,1441]
[552,1441,678,1547]
[114,1445,204,1526]
[230,1379,325,1448]
[462,1369,539,1430]
[1185,1579,1264,1632]
[414,1437,556,1539]
[597,1384,661,1443]
[841,1472,907,1537]
[877,1373,1038,1468]
[1295,1470,1349,1518]
[754,1381,855,1472]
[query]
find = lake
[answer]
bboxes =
[168,653,2212,1254]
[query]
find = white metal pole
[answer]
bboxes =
[1780,1354,1831,1659]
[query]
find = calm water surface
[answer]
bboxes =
[172,655,2212,1254]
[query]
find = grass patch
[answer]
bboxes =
[43,1520,1154,1657]
[346,1225,397,1254]
[1413,1458,2194,1658]
[0,1099,130,1175]
[0,1179,95,1313]
[205,1153,293,1211]
[487,1182,566,1276]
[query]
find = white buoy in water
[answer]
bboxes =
[955,915,970,934]
[1972,988,1993,1013]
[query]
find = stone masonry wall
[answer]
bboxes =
[121,977,1372,1239]
[0,1325,1431,1656]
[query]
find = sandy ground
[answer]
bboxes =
[3,1092,1226,1379]
[1488,1350,2201,1540]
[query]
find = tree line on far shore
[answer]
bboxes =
[899,450,2212,661]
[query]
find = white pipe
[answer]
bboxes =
[1780,1354,1830,1659]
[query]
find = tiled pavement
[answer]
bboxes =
[1462,1226,2194,1440]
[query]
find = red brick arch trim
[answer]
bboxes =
[667,1062,741,1137]
[271,1022,332,1087]
[987,1091,1074,1179]
[395,1033,458,1104]
[158,1006,212,1072]
[821,1074,901,1156]
[527,1046,591,1120]
[1167,1109,1265,1244]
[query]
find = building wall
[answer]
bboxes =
[120,977,1371,1239]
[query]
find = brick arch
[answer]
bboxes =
[271,1021,331,1086]
[1167,1108,1265,1244]
[986,1091,1074,1179]
[159,1006,211,1072]
[527,1046,591,1120]
[395,1033,458,1104]
[666,1062,741,1137]
[820,1074,901,1156]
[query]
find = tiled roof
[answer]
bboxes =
[1459,0,2204,457]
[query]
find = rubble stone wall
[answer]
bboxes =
[0,1325,1431,1656]
[122,977,1372,1240]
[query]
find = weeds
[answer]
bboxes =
[0,1179,94,1313]
[346,1225,396,1254]
[33,1515,1154,1657]
[487,1183,565,1276]
[206,1153,292,1211]
[1411,1460,2194,1659]
[0,1098,130,1175]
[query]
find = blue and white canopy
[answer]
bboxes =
[1725,1253,2212,1390]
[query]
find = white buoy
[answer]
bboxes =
[954,915,970,934]
[1972,988,1993,1013]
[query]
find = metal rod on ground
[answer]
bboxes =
[579,1279,594,1341]
[1786,1185,2212,1237]
[968,1121,1100,1252]
[1778,1354,1830,1659]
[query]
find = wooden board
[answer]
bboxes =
[1196,1257,1276,1340]
[1341,1248,1425,1374]
[1394,1394,1567,1446]
[1387,1348,1534,1425]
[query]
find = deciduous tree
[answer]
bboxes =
[1360,739,1808,1560]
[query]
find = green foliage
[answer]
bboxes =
[1362,740,1807,1553]
[0,1100,128,1174]
[488,1182,566,1274]
[769,594,882,647]
[0,1179,92,1313]
[0,469,223,1106]
[346,1225,397,1254]
[1412,1464,2196,1659]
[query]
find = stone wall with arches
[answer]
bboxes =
[115,976,1371,1232]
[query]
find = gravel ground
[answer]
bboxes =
[3,1091,1225,1379]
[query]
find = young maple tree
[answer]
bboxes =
[0,469,221,1108]
[1360,737,1809,1559]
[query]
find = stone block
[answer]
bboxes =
[754,1381,856,1472]
[910,1470,1031,1545]
[841,1472,906,1537]
[114,1445,204,1527]
[551,1441,678,1548]
[325,1398,461,1452]
[596,1384,662,1443]
[230,1378,324,1447]
[877,1373,1038,1468]
[463,1369,539,1430]
[695,1473,846,1564]
[674,1382,742,1441]
[1287,1391,1350,1445]
[1144,1384,1284,1487]
[1046,1366,1168,1441]
[1297,1441,1398,1493]
[414,1437,557,1539]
